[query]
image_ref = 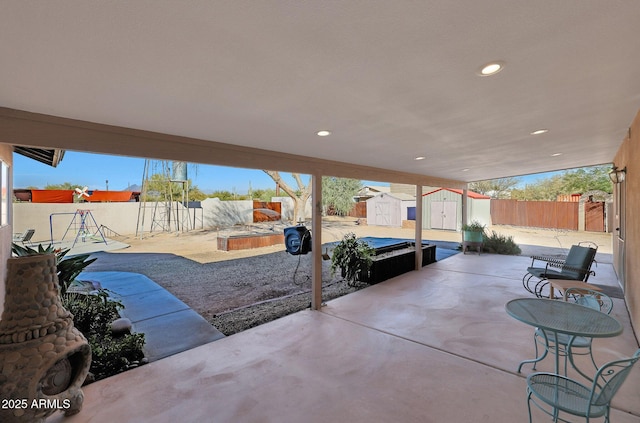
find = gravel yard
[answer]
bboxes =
[85,218,612,335]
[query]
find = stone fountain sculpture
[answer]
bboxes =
[0,253,91,422]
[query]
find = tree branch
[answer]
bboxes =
[263,170,296,198]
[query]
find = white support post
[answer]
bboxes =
[462,187,469,245]
[415,184,423,270]
[311,174,323,310]
[462,187,469,228]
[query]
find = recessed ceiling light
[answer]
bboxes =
[477,61,505,76]
[551,152,563,157]
[316,130,331,137]
[531,129,549,135]
[462,168,470,172]
[414,156,426,161]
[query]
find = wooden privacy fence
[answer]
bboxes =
[491,199,579,230]
[327,201,367,218]
[348,202,367,218]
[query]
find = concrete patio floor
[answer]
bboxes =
[47,251,639,423]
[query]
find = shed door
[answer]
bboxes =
[430,201,457,230]
[375,202,390,226]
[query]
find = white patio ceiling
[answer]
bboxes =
[2,1,640,182]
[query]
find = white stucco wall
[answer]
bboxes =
[466,198,492,227]
[14,202,145,243]
[201,198,253,228]
[271,197,311,222]
[13,199,260,242]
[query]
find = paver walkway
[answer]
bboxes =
[78,271,225,362]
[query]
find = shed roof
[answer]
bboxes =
[423,188,490,200]
[391,193,416,201]
[366,192,413,202]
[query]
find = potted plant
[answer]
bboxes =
[461,220,486,242]
[461,220,485,254]
[330,232,375,287]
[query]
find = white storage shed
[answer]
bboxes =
[366,192,415,227]
[422,188,491,231]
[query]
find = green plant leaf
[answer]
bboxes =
[330,232,375,286]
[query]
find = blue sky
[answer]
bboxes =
[13,151,389,193]
[514,172,564,188]
[13,150,561,192]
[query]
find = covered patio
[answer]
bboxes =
[2,2,640,422]
[47,251,639,422]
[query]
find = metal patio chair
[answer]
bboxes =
[522,242,598,298]
[526,349,640,423]
[520,288,614,376]
[12,228,35,246]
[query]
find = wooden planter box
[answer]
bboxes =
[217,233,284,251]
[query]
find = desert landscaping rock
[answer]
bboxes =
[111,317,132,336]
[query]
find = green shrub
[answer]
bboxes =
[13,243,146,382]
[461,220,486,232]
[330,232,375,287]
[63,290,122,334]
[63,290,146,383]
[482,230,522,255]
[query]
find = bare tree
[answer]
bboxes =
[263,170,311,224]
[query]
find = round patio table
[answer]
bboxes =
[505,298,623,377]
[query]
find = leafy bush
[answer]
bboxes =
[330,232,375,286]
[63,291,146,382]
[12,242,146,382]
[482,230,522,255]
[86,332,146,381]
[461,220,486,232]
[63,290,122,334]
